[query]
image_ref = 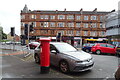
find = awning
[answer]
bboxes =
[85,39,98,41]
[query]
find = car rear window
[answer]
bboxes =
[100,44,107,47]
[107,44,114,48]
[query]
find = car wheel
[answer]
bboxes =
[96,50,101,55]
[34,54,40,63]
[59,61,69,73]
[85,49,89,53]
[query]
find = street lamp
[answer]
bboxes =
[80,9,83,49]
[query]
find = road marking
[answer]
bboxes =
[98,69,103,71]
[0,51,27,56]
[10,55,26,62]
[24,54,34,61]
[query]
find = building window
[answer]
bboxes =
[40,15,44,19]
[100,16,103,20]
[32,22,36,27]
[84,31,88,36]
[41,30,48,34]
[76,16,81,20]
[44,15,49,19]
[50,30,54,35]
[84,23,88,28]
[40,22,48,27]
[50,15,55,19]
[21,15,25,19]
[90,31,96,36]
[67,22,74,27]
[99,31,106,36]
[58,22,64,27]
[93,23,97,28]
[66,30,73,36]
[31,15,36,19]
[67,15,74,20]
[50,22,55,27]
[58,15,65,19]
[21,30,24,35]
[91,23,97,28]
[44,22,48,27]
[76,23,81,27]
[100,23,103,28]
[84,16,88,20]
[40,22,44,27]
[59,31,64,35]
[91,16,97,20]
[40,15,49,19]
[21,22,24,26]
[76,31,80,36]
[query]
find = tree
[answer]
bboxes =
[2,32,7,39]
[0,26,7,40]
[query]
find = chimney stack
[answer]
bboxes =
[80,8,83,14]
[111,9,115,12]
[56,10,58,13]
[93,8,97,12]
[64,8,66,12]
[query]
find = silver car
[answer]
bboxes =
[34,42,94,73]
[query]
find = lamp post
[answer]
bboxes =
[28,24,30,43]
[80,10,83,49]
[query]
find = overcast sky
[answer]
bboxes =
[0,0,119,35]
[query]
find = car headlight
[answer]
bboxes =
[75,61,83,63]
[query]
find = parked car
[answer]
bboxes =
[82,43,94,53]
[116,44,120,57]
[6,41,13,45]
[34,42,94,73]
[15,42,21,45]
[1,42,6,45]
[91,43,116,55]
[115,66,120,80]
[28,42,40,49]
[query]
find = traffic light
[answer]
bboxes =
[57,33,61,38]
[56,32,62,42]
[30,23,34,32]
[24,24,28,35]
[11,27,15,36]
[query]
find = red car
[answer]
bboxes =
[91,43,116,55]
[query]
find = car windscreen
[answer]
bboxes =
[54,43,77,52]
[32,42,39,44]
[89,44,94,47]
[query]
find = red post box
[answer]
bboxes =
[39,38,51,73]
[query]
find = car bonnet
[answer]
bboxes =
[63,51,92,61]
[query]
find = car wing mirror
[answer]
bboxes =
[51,50,57,54]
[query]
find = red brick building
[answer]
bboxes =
[20,5,111,45]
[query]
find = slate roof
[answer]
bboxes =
[21,10,111,15]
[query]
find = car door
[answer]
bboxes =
[99,44,107,53]
[106,44,115,54]
[50,44,60,66]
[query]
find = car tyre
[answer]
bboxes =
[85,49,89,53]
[96,50,101,55]
[34,54,40,64]
[59,61,69,73]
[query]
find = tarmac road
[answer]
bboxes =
[1,49,119,79]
